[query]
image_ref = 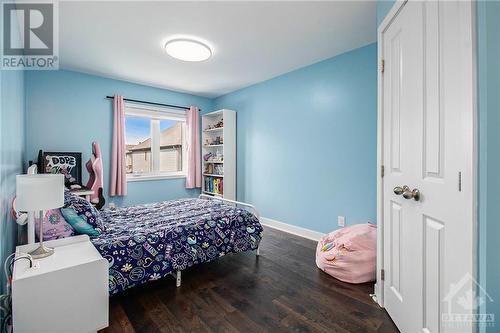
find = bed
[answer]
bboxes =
[92,195,263,294]
[22,167,263,295]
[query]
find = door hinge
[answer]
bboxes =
[381,165,385,178]
[381,269,385,281]
[458,171,462,192]
[381,59,385,73]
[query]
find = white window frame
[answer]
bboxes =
[125,102,187,182]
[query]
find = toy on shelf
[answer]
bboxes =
[214,164,223,175]
[203,152,213,161]
[214,150,223,161]
[205,136,224,145]
[204,164,214,174]
[214,119,223,128]
[204,118,224,131]
[203,151,223,163]
[204,163,224,176]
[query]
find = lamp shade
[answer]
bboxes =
[16,174,65,211]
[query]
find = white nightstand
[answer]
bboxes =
[12,235,109,333]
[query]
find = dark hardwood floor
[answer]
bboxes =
[101,227,398,333]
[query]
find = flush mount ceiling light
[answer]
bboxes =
[164,39,212,62]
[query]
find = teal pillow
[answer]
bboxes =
[60,207,100,237]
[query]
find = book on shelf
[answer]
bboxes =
[204,176,223,195]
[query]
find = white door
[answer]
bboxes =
[381,1,475,332]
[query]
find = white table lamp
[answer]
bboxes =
[16,174,65,258]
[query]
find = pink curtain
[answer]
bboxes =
[186,106,201,188]
[110,95,127,196]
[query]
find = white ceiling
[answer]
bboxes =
[59,1,376,98]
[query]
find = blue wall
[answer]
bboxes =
[25,70,213,207]
[0,1,25,293]
[25,44,378,236]
[0,71,25,292]
[214,43,378,234]
[377,0,395,26]
[477,1,500,331]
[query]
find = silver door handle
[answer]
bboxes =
[403,188,420,201]
[393,185,409,195]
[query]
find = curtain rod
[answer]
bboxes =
[105,96,199,111]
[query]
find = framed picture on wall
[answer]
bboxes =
[41,151,83,186]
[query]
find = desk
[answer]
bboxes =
[70,189,94,202]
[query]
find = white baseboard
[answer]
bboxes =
[260,217,325,242]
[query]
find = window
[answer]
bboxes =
[125,103,187,181]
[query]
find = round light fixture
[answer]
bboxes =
[164,39,212,62]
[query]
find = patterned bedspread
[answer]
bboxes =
[91,198,263,295]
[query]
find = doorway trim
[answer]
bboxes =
[375,0,478,313]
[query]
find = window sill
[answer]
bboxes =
[127,174,186,182]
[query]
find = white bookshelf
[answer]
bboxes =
[201,109,236,200]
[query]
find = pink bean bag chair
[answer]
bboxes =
[316,223,377,284]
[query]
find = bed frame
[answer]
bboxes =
[169,194,261,287]
[199,193,261,257]
[21,167,261,288]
